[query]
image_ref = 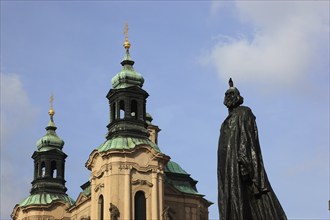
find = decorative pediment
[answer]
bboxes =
[75,193,88,206]
[68,192,91,212]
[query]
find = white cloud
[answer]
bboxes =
[1,73,38,141]
[203,1,329,88]
[0,73,37,219]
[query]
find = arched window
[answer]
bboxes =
[98,195,104,220]
[135,191,146,220]
[131,100,138,120]
[40,161,46,177]
[119,100,125,119]
[51,161,57,178]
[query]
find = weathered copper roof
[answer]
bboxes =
[81,183,91,197]
[111,50,144,89]
[36,120,64,152]
[165,161,201,196]
[165,161,188,175]
[170,180,200,195]
[19,193,74,207]
[97,136,161,152]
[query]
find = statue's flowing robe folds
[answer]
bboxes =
[218,106,287,220]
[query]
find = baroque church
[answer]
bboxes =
[11,28,212,220]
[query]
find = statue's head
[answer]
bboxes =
[224,78,244,109]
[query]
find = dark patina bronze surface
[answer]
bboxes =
[218,78,287,220]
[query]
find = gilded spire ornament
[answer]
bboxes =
[48,94,55,119]
[123,23,131,50]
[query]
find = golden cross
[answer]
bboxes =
[123,23,131,49]
[124,23,129,42]
[50,94,54,110]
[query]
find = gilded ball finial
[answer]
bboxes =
[123,23,131,49]
[48,109,55,116]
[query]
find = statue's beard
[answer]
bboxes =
[224,96,243,109]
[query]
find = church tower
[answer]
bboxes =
[11,25,212,220]
[11,96,73,220]
[105,25,149,140]
[85,24,170,220]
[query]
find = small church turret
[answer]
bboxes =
[11,96,73,220]
[31,95,67,194]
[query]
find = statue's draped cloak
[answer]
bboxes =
[218,106,287,220]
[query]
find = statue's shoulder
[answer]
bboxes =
[235,106,255,118]
[236,105,252,113]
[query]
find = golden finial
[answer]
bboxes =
[48,94,55,117]
[123,23,131,49]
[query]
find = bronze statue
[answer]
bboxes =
[218,78,287,220]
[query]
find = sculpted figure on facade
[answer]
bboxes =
[218,78,287,220]
[162,206,171,220]
[109,203,120,220]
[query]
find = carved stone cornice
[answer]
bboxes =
[101,144,170,163]
[118,163,133,170]
[132,179,153,187]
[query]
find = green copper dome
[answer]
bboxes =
[36,118,64,152]
[97,136,161,152]
[165,161,188,175]
[164,161,201,196]
[111,49,144,89]
[19,193,74,207]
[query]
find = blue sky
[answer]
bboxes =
[1,1,329,219]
